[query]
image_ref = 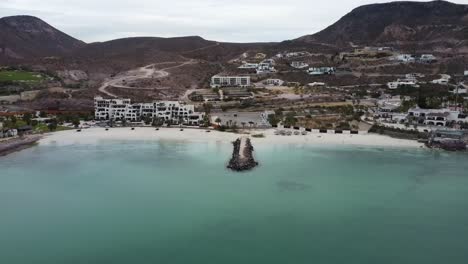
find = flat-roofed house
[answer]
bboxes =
[210,75,251,88]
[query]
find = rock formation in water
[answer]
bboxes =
[227,137,258,171]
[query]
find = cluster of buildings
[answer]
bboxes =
[387,73,424,89]
[238,59,276,74]
[387,73,452,89]
[393,54,437,63]
[275,51,310,59]
[94,97,204,125]
[375,96,468,128]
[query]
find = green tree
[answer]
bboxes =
[22,113,33,125]
[48,119,58,131]
[72,118,80,128]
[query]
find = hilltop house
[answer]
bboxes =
[94,97,204,125]
[210,75,251,88]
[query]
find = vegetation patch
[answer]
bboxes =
[252,133,265,138]
[0,70,45,83]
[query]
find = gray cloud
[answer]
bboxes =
[1,0,467,43]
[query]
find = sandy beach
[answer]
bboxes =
[39,127,423,148]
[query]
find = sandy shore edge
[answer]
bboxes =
[38,127,423,149]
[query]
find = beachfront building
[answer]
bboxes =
[94,97,204,125]
[307,67,336,75]
[210,75,251,88]
[408,107,467,127]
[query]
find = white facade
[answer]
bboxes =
[285,51,309,58]
[307,82,326,87]
[408,107,466,127]
[210,75,251,88]
[263,79,284,86]
[256,62,276,74]
[238,63,258,69]
[291,61,309,69]
[307,67,336,75]
[420,54,437,63]
[432,74,451,85]
[387,80,418,89]
[94,97,204,125]
[395,54,415,63]
[464,70,468,76]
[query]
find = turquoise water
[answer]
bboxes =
[1,140,468,264]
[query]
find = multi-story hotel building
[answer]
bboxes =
[94,97,204,125]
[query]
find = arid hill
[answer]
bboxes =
[294,0,468,51]
[0,16,85,59]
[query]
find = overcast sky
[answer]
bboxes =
[1,0,467,43]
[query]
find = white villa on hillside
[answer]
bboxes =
[94,97,204,125]
[432,74,451,85]
[387,79,419,89]
[263,79,284,86]
[238,63,258,69]
[394,54,415,63]
[290,61,309,69]
[307,67,336,75]
[210,75,251,88]
[419,54,437,63]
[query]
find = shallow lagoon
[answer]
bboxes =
[1,140,468,264]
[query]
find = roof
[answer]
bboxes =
[427,112,450,117]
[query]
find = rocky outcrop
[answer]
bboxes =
[0,135,42,156]
[227,137,258,171]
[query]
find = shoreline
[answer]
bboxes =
[38,127,424,149]
[0,135,43,156]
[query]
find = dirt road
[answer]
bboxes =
[98,60,197,98]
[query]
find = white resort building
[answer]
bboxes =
[210,75,251,88]
[94,97,204,125]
